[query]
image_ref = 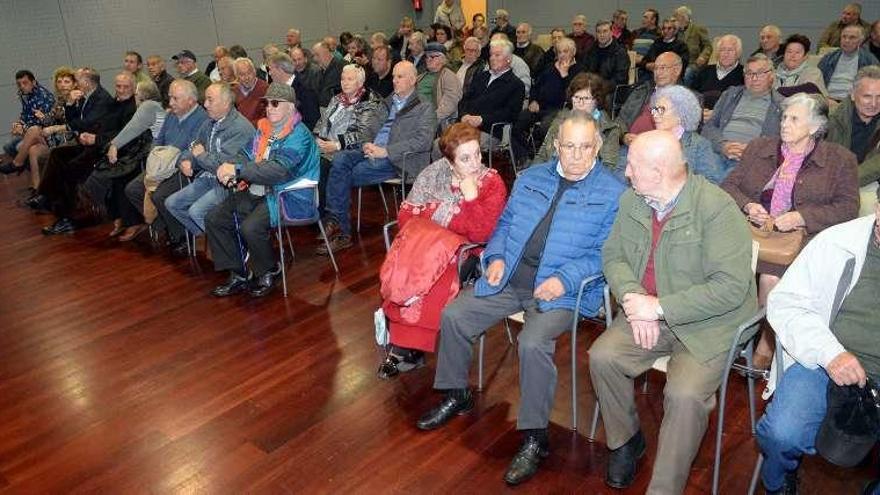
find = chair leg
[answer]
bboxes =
[277,223,288,297]
[588,402,601,441]
[642,373,649,393]
[748,454,763,495]
[317,219,340,274]
[356,187,362,233]
[508,144,518,177]
[285,229,295,263]
[571,318,577,431]
[504,319,514,344]
[377,184,389,220]
[745,345,757,434]
[477,334,485,392]
[713,336,743,495]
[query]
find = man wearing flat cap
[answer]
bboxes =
[173,49,211,102]
[206,82,319,298]
[417,41,463,125]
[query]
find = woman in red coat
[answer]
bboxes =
[378,123,507,379]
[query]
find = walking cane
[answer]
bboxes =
[226,177,249,276]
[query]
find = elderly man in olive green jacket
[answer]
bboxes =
[826,65,880,216]
[589,130,757,494]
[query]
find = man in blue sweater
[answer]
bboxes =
[415,114,624,486]
[124,79,209,252]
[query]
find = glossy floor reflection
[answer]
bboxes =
[0,173,873,493]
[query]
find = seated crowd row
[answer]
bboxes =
[2,3,880,493]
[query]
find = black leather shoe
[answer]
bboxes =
[170,242,190,258]
[377,355,401,379]
[27,194,49,211]
[249,264,281,298]
[503,434,550,485]
[416,390,474,430]
[41,217,75,235]
[211,272,251,297]
[606,430,646,489]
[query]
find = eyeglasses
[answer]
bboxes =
[650,105,667,116]
[557,142,594,155]
[266,100,284,108]
[572,95,594,103]
[744,69,771,79]
[654,64,680,72]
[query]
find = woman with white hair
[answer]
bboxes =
[314,64,383,209]
[649,85,727,183]
[722,92,859,367]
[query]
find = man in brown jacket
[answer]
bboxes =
[590,130,757,494]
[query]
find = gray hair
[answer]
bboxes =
[716,34,743,56]
[78,67,100,86]
[746,53,774,68]
[781,92,828,137]
[341,64,366,85]
[233,57,256,77]
[674,6,692,20]
[262,43,280,58]
[116,71,136,89]
[409,31,426,48]
[371,31,388,44]
[559,112,604,152]
[267,53,296,75]
[209,81,236,107]
[842,23,866,40]
[761,25,782,37]
[463,36,481,49]
[556,37,577,57]
[854,65,880,90]
[170,79,198,101]
[651,85,702,132]
[495,9,509,20]
[517,23,532,37]
[136,80,161,102]
[489,38,514,57]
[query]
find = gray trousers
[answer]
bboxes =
[434,285,572,430]
[588,317,728,495]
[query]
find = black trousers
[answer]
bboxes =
[124,171,186,243]
[318,156,332,212]
[205,191,275,276]
[38,143,102,218]
[83,169,143,227]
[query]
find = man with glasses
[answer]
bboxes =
[638,18,689,81]
[591,129,757,493]
[206,83,318,298]
[702,54,782,172]
[619,51,684,146]
[415,113,624,486]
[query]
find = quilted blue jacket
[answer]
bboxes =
[476,160,625,315]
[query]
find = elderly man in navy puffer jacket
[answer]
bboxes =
[415,113,624,486]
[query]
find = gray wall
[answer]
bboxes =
[0,0,415,140]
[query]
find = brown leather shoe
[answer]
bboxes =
[119,224,148,242]
[108,220,125,237]
[316,234,352,255]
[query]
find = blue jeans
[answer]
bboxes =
[324,149,397,235]
[165,174,227,235]
[756,363,828,491]
[3,136,22,156]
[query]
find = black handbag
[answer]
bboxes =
[92,132,152,180]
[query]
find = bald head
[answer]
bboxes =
[392,61,418,96]
[654,52,683,87]
[626,130,687,202]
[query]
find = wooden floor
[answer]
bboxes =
[0,172,874,494]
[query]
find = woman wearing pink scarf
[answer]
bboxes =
[722,92,859,367]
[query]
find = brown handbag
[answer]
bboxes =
[749,220,805,266]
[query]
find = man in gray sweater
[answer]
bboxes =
[164,82,255,255]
